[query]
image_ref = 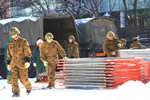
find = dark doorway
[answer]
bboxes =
[43,17,77,49]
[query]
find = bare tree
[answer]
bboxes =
[64,0,104,18]
[29,0,64,16]
[11,0,104,18]
[10,0,64,17]
[133,0,137,26]
[109,0,117,13]
[122,0,138,26]
[82,0,104,17]
[10,0,34,17]
[64,0,83,18]
[122,0,128,16]
[11,0,31,8]
[0,0,10,19]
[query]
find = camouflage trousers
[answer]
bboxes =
[11,66,32,94]
[7,75,11,84]
[46,63,56,87]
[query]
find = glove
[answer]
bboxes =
[7,65,11,71]
[112,51,116,55]
[25,62,30,68]
[117,43,122,48]
[63,57,68,60]
[43,61,48,67]
[33,63,37,67]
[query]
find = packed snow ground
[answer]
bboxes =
[0,78,150,100]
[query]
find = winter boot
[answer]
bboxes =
[12,93,20,97]
[34,79,40,83]
[26,90,31,95]
[47,85,52,89]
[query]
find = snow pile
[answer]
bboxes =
[115,81,150,100]
[118,81,146,89]
[0,80,150,100]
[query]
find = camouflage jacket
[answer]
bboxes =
[120,44,127,49]
[7,37,31,68]
[103,38,121,57]
[130,41,142,49]
[40,40,66,63]
[68,42,79,58]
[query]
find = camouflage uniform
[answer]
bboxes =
[7,37,32,94]
[130,41,142,49]
[130,37,142,49]
[68,42,79,58]
[40,40,66,87]
[103,38,121,57]
[120,45,126,49]
[120,38,127,49]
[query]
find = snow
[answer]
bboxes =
[75,18,94,25]
[0,79,150,100]
[0,17,39,25]
[0,17,94,26]
[103,12,111,17]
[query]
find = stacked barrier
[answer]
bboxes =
[118,49,150,58]
[56,58,150,89]
[56,58,114,88]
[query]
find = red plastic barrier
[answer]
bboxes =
[140,61,150,83]
[111,58,150,88]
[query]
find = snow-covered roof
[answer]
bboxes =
[0,16,39,25]
[75,17,94,25]
[0,17,94,25]
[103,12,111,17]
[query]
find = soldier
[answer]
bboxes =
[68,35,79,58]
[32,37,46,82]
[40,32,67,89]
[120,38,127,49]
[130,37,142,49]
[103,31,121,57]
[7,27,32,97]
